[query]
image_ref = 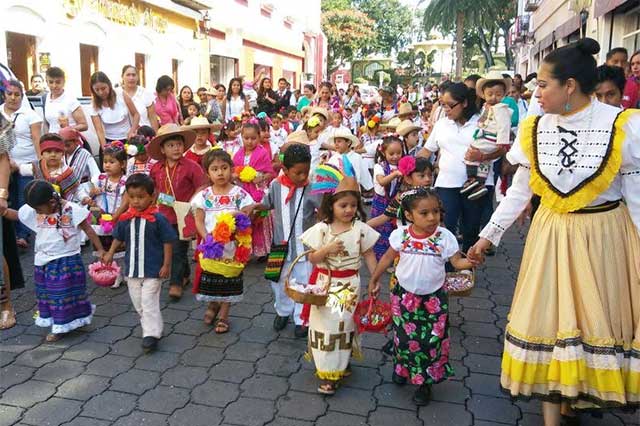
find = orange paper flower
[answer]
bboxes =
[214,222,232,243]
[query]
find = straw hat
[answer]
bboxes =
[335,176,360,194]
[286,130,310,144]
[396,120,422,137]
[380,116,402,130]
[182,116,214,131]
[476,70,512,97]
[327,128,359,147]
[310,106,330,121]
[147,123,196,160]
[397,103,414,117]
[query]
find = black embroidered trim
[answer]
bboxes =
[499,387,640,410]
[532,110,624,198]
[488,221,506,231]
[505,332,640,357]
[621,170,640,176]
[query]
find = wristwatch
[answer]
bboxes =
[0,188,8,200]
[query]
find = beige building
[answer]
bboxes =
[512,0,640,75]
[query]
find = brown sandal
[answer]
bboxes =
[45,333,61,342]
[0,310,16,330]
[317,380,338,395]
[214,318,230,334]
[204,302,220,325]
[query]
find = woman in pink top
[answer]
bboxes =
[154,75,182,125]
[622,50,640,109]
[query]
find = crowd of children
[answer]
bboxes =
[5,79,491,407]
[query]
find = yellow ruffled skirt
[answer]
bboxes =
[501,204,640,409]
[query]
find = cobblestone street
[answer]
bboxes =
[1,226,639,426]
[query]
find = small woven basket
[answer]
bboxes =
[88,261,121,287]
[354,297,392,333]
[443,269,475,297]
[284,250,329,306]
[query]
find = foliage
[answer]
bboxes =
[322,9,375,74]
[321,0,351,12]
[353,0,413,57]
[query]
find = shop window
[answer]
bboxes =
[5,32,37,87]
[210,55,236,86]
[172,59,179,89]
[80,43,99,96]
[135,53,146,87]
[622,10,640,52]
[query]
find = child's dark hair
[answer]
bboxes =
[242,122,260,135]
[24,180,59,209]
[597,64,626,94]
[413,157,433,175]
[482,80,507,92]
[606,47,628,60]
[285,106,297,116]
[400,187,443,225]
[318,191,367,223]
[257,118,270,132]
[203,148,234,171]
[282,144,311,169]
[219,120,239,141]
[186,101,199,112]
[103,143,127,163]
[375,135,404,164]
[136,125,156,138]
[125,173,155,195]
[40,133,63,144]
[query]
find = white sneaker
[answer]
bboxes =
[111,274,125,289]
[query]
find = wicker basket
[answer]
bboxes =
[443,269,475,297]
[354,297,392,333]
[284,250,330,306]
[88,261,121,287]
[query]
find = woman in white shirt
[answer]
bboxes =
[417,83,502,252]
[89,71,140,155]
[119,65,159,131]
[470,39,640,424]
[43,66,88,134]
[221,77,250,121]
[1,79,42,246]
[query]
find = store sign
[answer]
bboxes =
[39,52,51,73]
[63,0,168,33]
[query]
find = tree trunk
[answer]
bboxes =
[477,26,494,70]
[455,11,464,80]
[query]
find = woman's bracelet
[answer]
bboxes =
[0,188,8,200]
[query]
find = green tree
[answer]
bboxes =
[353,0,413,57]
[322,9,376,74]
[321,0,351,12]
[422,0,476,80]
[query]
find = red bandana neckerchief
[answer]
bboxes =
[278,174,308,204]
[118,205,159,222]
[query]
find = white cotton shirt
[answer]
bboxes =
[117,86,154,127]
[44,90,81,133]
[91,91,131,140]
[2,103,42,164]
[373,163,398,196]
[390,225,460,295]
[424,114,494,188]
[18,201,89,266]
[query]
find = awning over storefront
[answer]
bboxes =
[594,0,630,17]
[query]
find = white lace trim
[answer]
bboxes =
[35,304,96,334]
[195,294,243,303]
[479,222,506,246]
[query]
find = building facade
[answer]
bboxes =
[1,0,326,97]
[512,0,640,76]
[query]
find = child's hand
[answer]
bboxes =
[101,252,113,265]
[159,264,171,279]
[90,187,102,197]
[368,279,380,299]
[96,249,106,261]
[393,170,403,178]
[326,239,345,256]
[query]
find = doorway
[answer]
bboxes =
[5,31,37,86]
[135,53,146,87]
[80,43,99,96]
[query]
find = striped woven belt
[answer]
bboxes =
[573,200,620,214]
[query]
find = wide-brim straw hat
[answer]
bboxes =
[310,106,330,121]
[182,116,215,131]
[286,130,310,144]
[147,123,196,160]
[335,176,360,194]
[327,128,359,147]
[380,116,402,130]
[396,120,422,137]
[397,102,414,117]
[476,70,512,98]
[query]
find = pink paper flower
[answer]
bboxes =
[424,296,441,314]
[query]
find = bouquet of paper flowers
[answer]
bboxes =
[234,165,258,183]
[197,212,252,278]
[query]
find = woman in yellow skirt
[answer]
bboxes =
[470,38,640,425]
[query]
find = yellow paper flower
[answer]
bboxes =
[307,116,321,128]
[239,166,257,183]
[236,233,252,247]
[101,214,113,222]
[216,212,236,233]
[52,184,62,194]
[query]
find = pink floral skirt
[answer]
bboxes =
[391,285,453,385]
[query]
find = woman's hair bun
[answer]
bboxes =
[575,38,600,55]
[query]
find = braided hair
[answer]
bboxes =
[24,180,64,221]
[399,187,444,225]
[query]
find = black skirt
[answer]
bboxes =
[3,218,25,290]
[196,272,243,303]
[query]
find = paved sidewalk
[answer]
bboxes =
[1,227,638,426]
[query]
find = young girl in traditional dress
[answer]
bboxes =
[192,149,255,334]
[233,122,274,258]
[301,171,379,395]
[369,188,475,405]
[125,128,157,177]
[371,136,404,260]
[11,180,105,342]
[90,141,128,287]
[217,120,243,157]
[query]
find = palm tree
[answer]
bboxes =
[422,0,475,80]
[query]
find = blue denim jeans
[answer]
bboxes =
[436,187,493,252]
[10,172,33,240]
